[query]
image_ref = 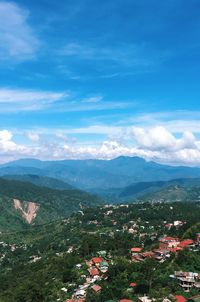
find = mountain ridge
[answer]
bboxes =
[2,156,200,190]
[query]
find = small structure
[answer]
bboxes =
[73,289,86,299]
[88,268,99,277]
[174,295,187,302]
[131,247,143,254]
[92,257,103,267]
[130,282,137,287]
[91,284,102,293]
[153,249,170,262]
[99,261,109,273]
[138,296,152,302]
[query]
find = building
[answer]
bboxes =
[138,296,152,302]
[159,236,180,249]
[171,271,200,292]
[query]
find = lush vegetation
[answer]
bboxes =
[3,174,73,190]
[0,202,199,301]
[0,178,103,231]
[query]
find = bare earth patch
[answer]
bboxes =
[13,199,40,224]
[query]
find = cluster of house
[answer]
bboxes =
[66,251,109,301]
[164,221,186,230]
[0,241,28,263]
[131,234,200,263]
[170,271,200,292]
[64,294,200,302]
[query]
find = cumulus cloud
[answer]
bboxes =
[0,130,26,154]
[1,126,200,166]
[131,126,197,151]
[132,126,176,150]
[0,1,39,61]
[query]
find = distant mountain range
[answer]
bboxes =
[1,156,200,230]
[1,156,200,192]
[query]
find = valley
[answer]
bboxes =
[0,156,199,302]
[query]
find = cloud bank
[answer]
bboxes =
[1,126,200,166]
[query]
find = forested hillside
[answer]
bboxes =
[0,178,103,231]
[0,202,199,301]
[2,156,200,190]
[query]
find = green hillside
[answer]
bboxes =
[0,178,103,231]
[141,184,200,203]
[3,174,73,190]
[0,202,199,302]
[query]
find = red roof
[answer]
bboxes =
[119,300,133,302]
[131,247,142,252]
[91,284,102,292]
[88,268,99,276]
[130,282,137,287]
[92,257,103,264]
[175,295,187,302]
[178,239,194,248]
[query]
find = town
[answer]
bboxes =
[0,202,199,302]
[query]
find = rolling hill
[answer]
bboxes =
[0,178,103,231]
[2,174,73,190]
[140,184,200,203]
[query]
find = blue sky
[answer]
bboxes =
[1,0,200,165]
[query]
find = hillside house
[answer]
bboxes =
[153,249,170,262]
[178,239,194,249]
[91,284,102,293]
[131,247,143,260]
[73,289,86,299]
[138,296,152,302]
[88,268,99,277]
[159,236,180,249]
[170,271,200,292]
[174,295,187,302]
[92,257,103,267]
[99,261,109,273]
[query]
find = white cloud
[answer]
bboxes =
[128,111,200,133]
[0,88,67,112]
[0,88,131,113]
[0,1,39,61]
[1,125,200,166]
[81,96,103,103]
[132,126,176,150]
[0,129,26,153]
[25,132,40,142]
[0,129,13,141]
